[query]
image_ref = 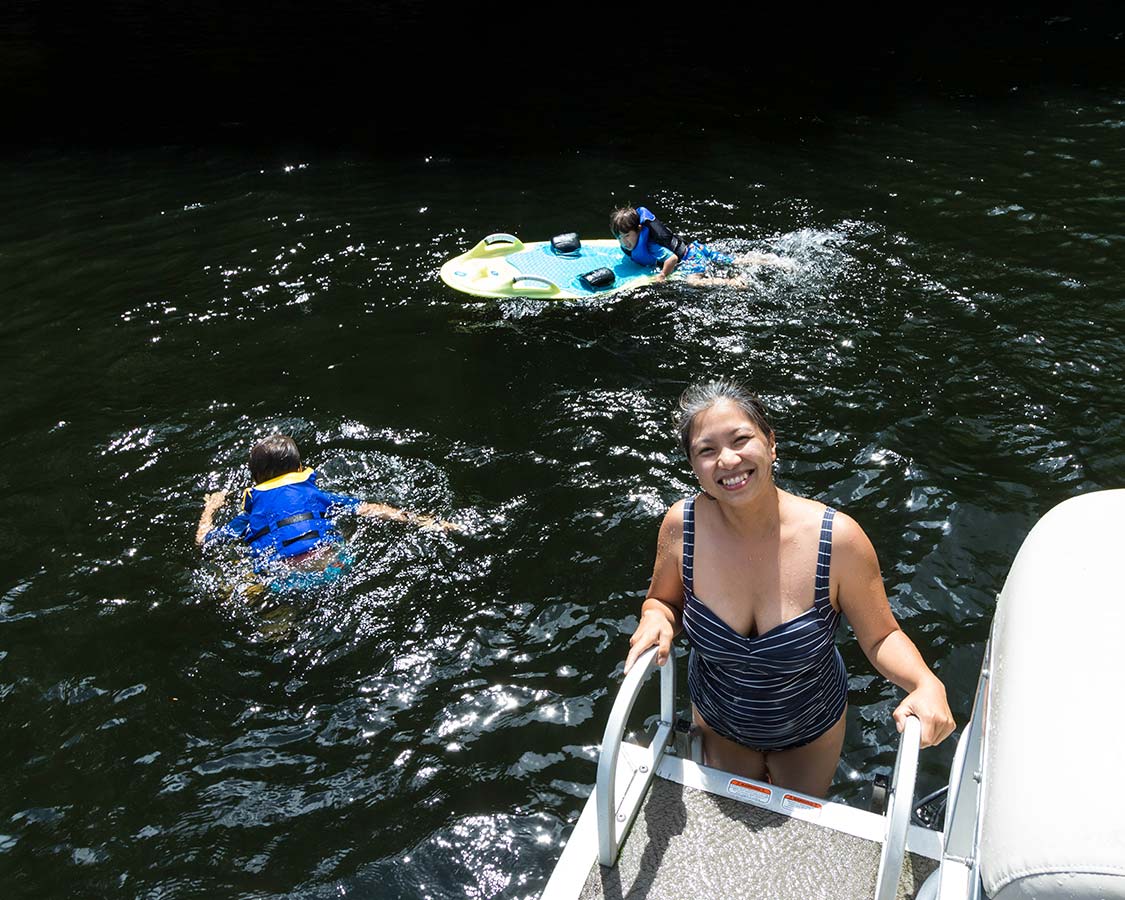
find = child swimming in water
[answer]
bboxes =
[195,434,458,583]
[610,206,794,286]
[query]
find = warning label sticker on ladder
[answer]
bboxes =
[782,793,823,819]
[726,778,772,807]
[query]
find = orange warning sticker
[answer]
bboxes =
[782,793,823,817]
[727,778,772,807]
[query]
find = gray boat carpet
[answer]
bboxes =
[578,776,936,900]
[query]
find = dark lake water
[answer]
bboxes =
[2,7,1124,898]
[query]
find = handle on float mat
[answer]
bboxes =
[467,233,524,258]
[509,275,559,293]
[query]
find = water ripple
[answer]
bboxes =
[2,82,1124,899]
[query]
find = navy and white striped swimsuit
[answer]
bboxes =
[682,497,848,752]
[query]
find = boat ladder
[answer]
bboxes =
[541,646,941,900]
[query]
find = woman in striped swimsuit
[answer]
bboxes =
[624,381,955,798]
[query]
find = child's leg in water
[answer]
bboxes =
[735,251,797,270]
[685,273,749,287]
[678,244,748,287]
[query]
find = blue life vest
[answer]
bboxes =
[623,207,691,267]
[241,469,342,560]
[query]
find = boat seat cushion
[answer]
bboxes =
[980,490,1125,900]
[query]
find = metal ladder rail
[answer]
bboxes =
[874,714,922,900]
[595,645,676,867]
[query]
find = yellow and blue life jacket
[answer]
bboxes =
[241,469,346,561]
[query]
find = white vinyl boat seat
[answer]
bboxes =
[980,490,1125,900]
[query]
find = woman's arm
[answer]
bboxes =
[833,512,956,748]
[624,502,687,672]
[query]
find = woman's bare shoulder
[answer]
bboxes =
[659,498,689,540]
[649,499,689,600]
[780,494,876,559]
[778,490,830,526]
[828,509,879,562]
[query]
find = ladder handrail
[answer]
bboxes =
[595,645,676,866]
[874,714,922,900]
[592,648,923,887]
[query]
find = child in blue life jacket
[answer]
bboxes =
[195,434,459,581]
[610,206,794,286]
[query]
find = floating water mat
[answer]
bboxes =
[440,233,656,300]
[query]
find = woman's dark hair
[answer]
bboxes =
[248,434,303,483]
[610,207,640,235]
[677,380,774,458]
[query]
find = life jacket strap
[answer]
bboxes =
[247,511,328,545]
[276,511,319,529]
[281,529,321,548]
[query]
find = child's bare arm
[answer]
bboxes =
[195,491,228,545]
[356,502,463,532]
[655,253,680,281]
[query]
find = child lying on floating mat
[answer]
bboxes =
[610,205,795,287]
[195,434,460,601]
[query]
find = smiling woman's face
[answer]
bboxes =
[687,399,777,502]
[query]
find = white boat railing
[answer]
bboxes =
[594,645,676,866]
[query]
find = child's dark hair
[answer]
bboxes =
[610,207,640,235]
[249,434,303,483]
